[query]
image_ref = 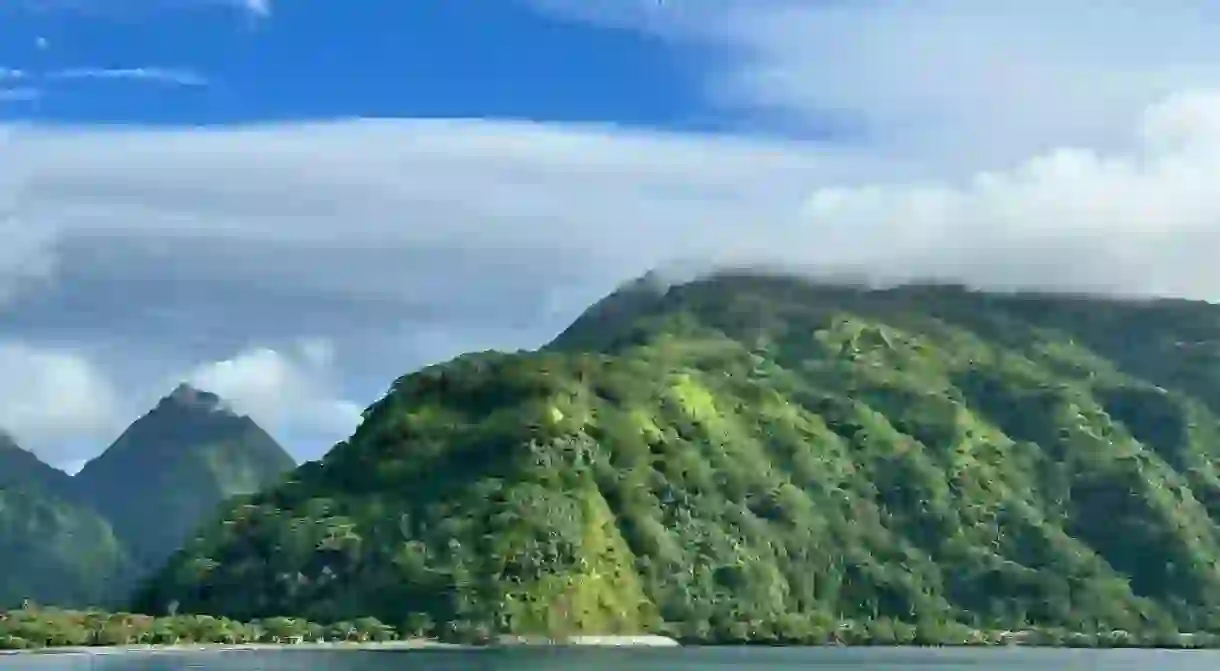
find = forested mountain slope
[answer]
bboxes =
[75,384,297,572]
[0,436,133,608]
[135,272,1220,641]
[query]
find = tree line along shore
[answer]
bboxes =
[5,605,1220,651]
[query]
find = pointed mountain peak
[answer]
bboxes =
[160,382,233,415]
[75,383,296,570]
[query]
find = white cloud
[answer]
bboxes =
[791,90,1220,296]
[297,338,334,369]
[45,67,207,87]
[0,68,25,80]
[186,341,362,448]
[7,92,1220,312]
[5,0,1220,464]
[5,0,267,20]
[0,342,123,459]
[0,128,58,302]
[0,212,56,302]
[536,1,1220,170]
[0,116,898,322]
[0,88,39,102]
[0,89,1218,467]
[239,0,269,18]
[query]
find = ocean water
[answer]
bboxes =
[2,647,1220,670]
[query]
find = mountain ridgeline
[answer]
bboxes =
[133,272,1220,642]
[0,386,295,609]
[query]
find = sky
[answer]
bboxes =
[6,0,1220,470]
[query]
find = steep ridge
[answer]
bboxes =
[135,272,1220,641]
[0,433,71,495]
[0,435,133,608]
[75,384,297,573]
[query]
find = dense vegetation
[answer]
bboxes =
[0,437,134,609]
[5,605,1220,650]
[121,272,1220,643]
[0,386,295,609]
[75,384,297,572]
[0,605,398,650]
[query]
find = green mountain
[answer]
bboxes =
[134,272,1220,641]
[0,435,133,608]
[75,384,297,573]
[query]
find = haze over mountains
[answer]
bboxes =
[0,384,295,609]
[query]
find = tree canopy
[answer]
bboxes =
[132,272,1220,643]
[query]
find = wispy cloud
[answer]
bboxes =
[5,0,269,21]
[534,0,1220,171]
[0,68,25,81]
[44,67,208,87]
[0,88,39,102]
[239,0,270,19]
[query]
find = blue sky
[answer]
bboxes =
[6,1,1220,468]
[0,1,724,129]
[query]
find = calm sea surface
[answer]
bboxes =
[2,647,1219,670]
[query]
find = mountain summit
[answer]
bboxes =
[164,382,230,413]
[75,384,296,572]
[137,273,1220,640]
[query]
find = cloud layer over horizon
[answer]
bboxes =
[5,0,1220,467]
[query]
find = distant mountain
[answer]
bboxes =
[0,432,70,495]
[137,272,1220,642]
[75,383,297,572]
[0,435,133,608]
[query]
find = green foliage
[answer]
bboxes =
[134,272,1220,642]
[0,437,134,609]
[0,385,294,610]
[74,384,297,573]
[0,604,399,649]
[0,486,134,609]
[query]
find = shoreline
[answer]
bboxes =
[10,636,1220,657]
[0,635,682,656]
[0,641,467,656]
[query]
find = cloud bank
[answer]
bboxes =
[0,342,122,460]
[7,93,1220,315]
[6,0,1220,464]
[6,89,1220,463]
[186,341,361,445]
[537,0,1220,168]
[45,67,208,87]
